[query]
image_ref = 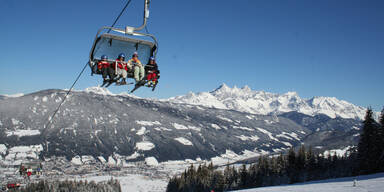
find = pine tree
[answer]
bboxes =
[379,107,384,171]
[287,147,298,183]
[357,108,381,174]
[306,146,317,181]
[239,164,248,188]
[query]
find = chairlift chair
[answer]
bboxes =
[88,0,159,91]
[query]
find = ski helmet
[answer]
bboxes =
[149,57,155,61]
[101,55,108,60]
[118,53,125,58]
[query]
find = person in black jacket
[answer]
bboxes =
[144,57,159,87]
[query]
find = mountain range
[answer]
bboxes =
[164,83,371,120]
[0,85,367,165]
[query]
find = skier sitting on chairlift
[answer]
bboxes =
[98,55,115,84]
[145,57,159,87]
[128,52,144,83]
[114,53,129,85]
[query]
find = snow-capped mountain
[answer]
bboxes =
[164,84,370,120]
[0,87,361,165]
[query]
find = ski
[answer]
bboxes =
[105,81,114,87]
[152,81,158,91]
[115,82,133,86]
[100,81,109,87]
[130,80,146,93]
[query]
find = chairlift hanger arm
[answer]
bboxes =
[135,0,151,31]
[108,0,150,33]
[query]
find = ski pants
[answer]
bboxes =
[147,73,157,82]
[101,67,115,80]
[134,65,145,82]
[116,68,127,79]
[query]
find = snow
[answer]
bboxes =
[145,157,159,166]
[188,125,201,132]
[276,134,292,140]
[276,132,300,141]
[172,123,188,130]
[81,174,167,192]
[172,123,200,131]
[81,155,95,164]
[84,86,114,95]
[98,156,106,163]
[217,116,234,122]
[164,84,371,120]
[6,129,41,137]
[236,173,384,192]
[211,124,221,130]
[71,155,82,165]
[173,123,188,130]
[0,144,6,155]
[236,135,260,141]
[2,93,24,97]
[136,120,161,126]
[42,96,48,102]
[108,156,116,165]
[256,128,279,141]
[154,127,172,131]
[174,137,193,146]
[352,126,360,130]
[281,141,293,147]
[11,118,21,125]
[233,126,254,131]
[323,146,352,157]
[4,145,43,161]
[126,152,141,160]
[136,141,155,151]
[210,149,268,166]
[136,127,147,135]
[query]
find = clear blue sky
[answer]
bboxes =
[0,0,383,111]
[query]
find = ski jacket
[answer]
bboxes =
[114,59,128,71]
[97,61,110,69]
[145,63,159,74]
[128,58,142,67]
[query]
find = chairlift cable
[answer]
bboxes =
[108,0,133,33]
[44,1,134,129]
[44,62,89,129]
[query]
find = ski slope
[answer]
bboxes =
[236,173,384,192]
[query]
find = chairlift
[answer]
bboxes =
[88,0,159,92]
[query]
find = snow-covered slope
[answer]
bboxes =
[164,84,370,120]
[236,172,384,192]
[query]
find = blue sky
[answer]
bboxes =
[0,0,383,111]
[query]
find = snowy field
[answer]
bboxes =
[236,173,384,192]
[76,175,168,192]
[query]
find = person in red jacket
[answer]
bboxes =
[98,55,115,84]
[114,53,129,85]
